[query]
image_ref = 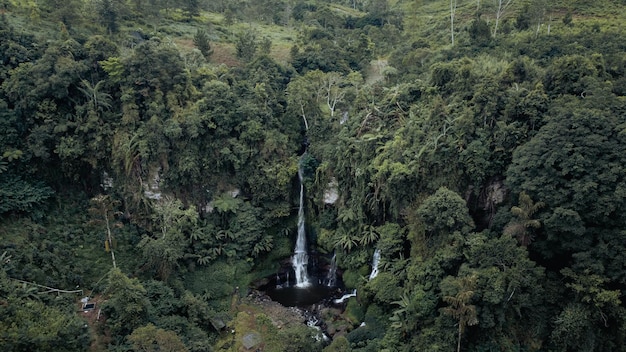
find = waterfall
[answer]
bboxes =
[276,273,281,289]
[292,165,311,288]
[325,253,337,287]
[307,316,330,342]
[333,289,357,304]
[369,249,381,280]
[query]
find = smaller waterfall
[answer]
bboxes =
[292,165,311,287]
[369,249,381,280]
[307,316,330,342]
[276,273,282,289]
[325,253,338,287]
[307,316,320,327]
[333,289,357,304]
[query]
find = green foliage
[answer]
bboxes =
[183,0,201,20]
[462,234,546,346]
[0,298,91,351]
[544,54,599,96]
[128,324,189,352]
[342,267,366,289]
[41,0,83,28]
[3,1,626,350]
[0,174,54,215]
[279,324,324,352]
[468,18,491,46]
[103,268,151,338]
[235,29,258,61]
[88,194,121,268]
[193,29,212,59]
[344,295,366,324]
[0,259,90,352]
[367,272,402,304]
[503,191,545,246]
[99,56,124,81]
[97,0,120,33]
[416,187,474,240]
[290,34,361,73]
[184,260,250,307]
[563,11,573,26]
[507,97,626,255]
[440,273,478,352]
[323,335,351,352]
[139,197,198,279]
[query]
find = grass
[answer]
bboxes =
[208,43,240,67]
[6,0,621,71]
[133,9,302,66]
[328,3,365,17]
[400,0,626,53]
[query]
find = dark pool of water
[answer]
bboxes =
[260,254,344,307]
[264,284,338,307]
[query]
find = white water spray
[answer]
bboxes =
[325,253,337,287]
[292,165,311,288]
[369,249,381,280]
[333,289,357,304]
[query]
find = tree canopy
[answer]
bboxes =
[1,1,626,351]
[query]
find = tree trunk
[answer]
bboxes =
[104,212,117,268]
[493,0,514,38]
[457,323,462,352]
[300,105,309,131]
[450,0,456,46]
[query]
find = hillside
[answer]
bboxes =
[1,1,626,351]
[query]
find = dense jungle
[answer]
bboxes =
[1,0,626,351]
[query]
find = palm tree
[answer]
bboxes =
[442,274,479,352]
[504,192,545,246]
[78,79,112,115]
[334,228,358,252]
[390,293,411,327]
[359,224,380,245]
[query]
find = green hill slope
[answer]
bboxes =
[1,1,625,351]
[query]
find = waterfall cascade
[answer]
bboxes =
[292,166,311,288]
[333,289,357,304]
[263,155,342,306]
[369,249,381,280]
[325,253,338,287]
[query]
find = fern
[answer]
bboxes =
[0,175,54,214]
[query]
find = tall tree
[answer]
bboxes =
[504,191,545,246]
[98,0,119,34]
[89,194,121,268]
[416,187,474,246]
[193,29,213,59]
[128,324,189,352]
[286,74,317,130]
[138,197,198,279]
[441,274,479,352]
[103,268,150,337]
[235,29,258,62]
[450,0,458,46]
[493,0,514,38]
[78,79,112,117]
[43,0,84,28]
[184,0,200,21]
